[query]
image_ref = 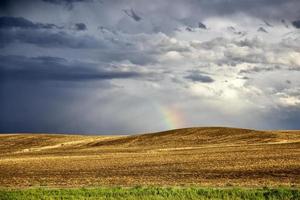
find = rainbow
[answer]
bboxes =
[155,104,186,130]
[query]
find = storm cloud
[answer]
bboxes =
[74,23,87,31]
[123,8,142,22]
[0,16,60,29]
[292,20,300,29]
[0,0,300,134]
[42,0,93,9]
[0,55,146,82]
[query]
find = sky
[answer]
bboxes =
[0,0,300,134]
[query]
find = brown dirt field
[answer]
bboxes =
[0,127,299,188]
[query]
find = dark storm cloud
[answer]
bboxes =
[192,0,300,20]
[74,23,87,31]
[0,16,60,29]
[0,0,11,11]
[2,0,300,20]
[198,22,207,29]
[0,77,115,134]
[101,0,300,34]
[0,0,300,134]
[0,55,145,82]
[0,29,102,48]
[292,20,300,28]
[123,8,142,22]
[185,72,214,83]
[0,28,102,49]
[43,0,88,3]
[42,0,92,9]
[1,1,300,35]
[0,17,102,48]
[261,106,300,130]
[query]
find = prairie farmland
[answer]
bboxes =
[0,127,300,188]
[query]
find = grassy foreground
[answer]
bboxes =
[0,187,299,200]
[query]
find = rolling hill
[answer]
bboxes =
[0,127,299,187]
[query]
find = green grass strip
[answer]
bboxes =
[0,186,299,200]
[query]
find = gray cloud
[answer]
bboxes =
[74,23,87,31]
[292,20,300,28]
[185,72,214,83]
[0,55,146,82]
[0,28,103,49]
[0,78,118,134]
[42,0,92,9]
[239,66,282,74]
[0,17,100,48]
[43,0,88,3]
[198,22,207,29]
[1,0,300,133]
[2,1,300,35]
[0,0,13,12]
[257,27,268,33]
[123,8,142,22]
[193,0,300,20]
[0,16,60,29]
[39,0,300,20]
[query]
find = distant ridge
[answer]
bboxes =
[1,127,300,154]
[90,127,300,148]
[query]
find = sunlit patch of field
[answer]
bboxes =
[0,127,299,188]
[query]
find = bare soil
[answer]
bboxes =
[0,127,299,188]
